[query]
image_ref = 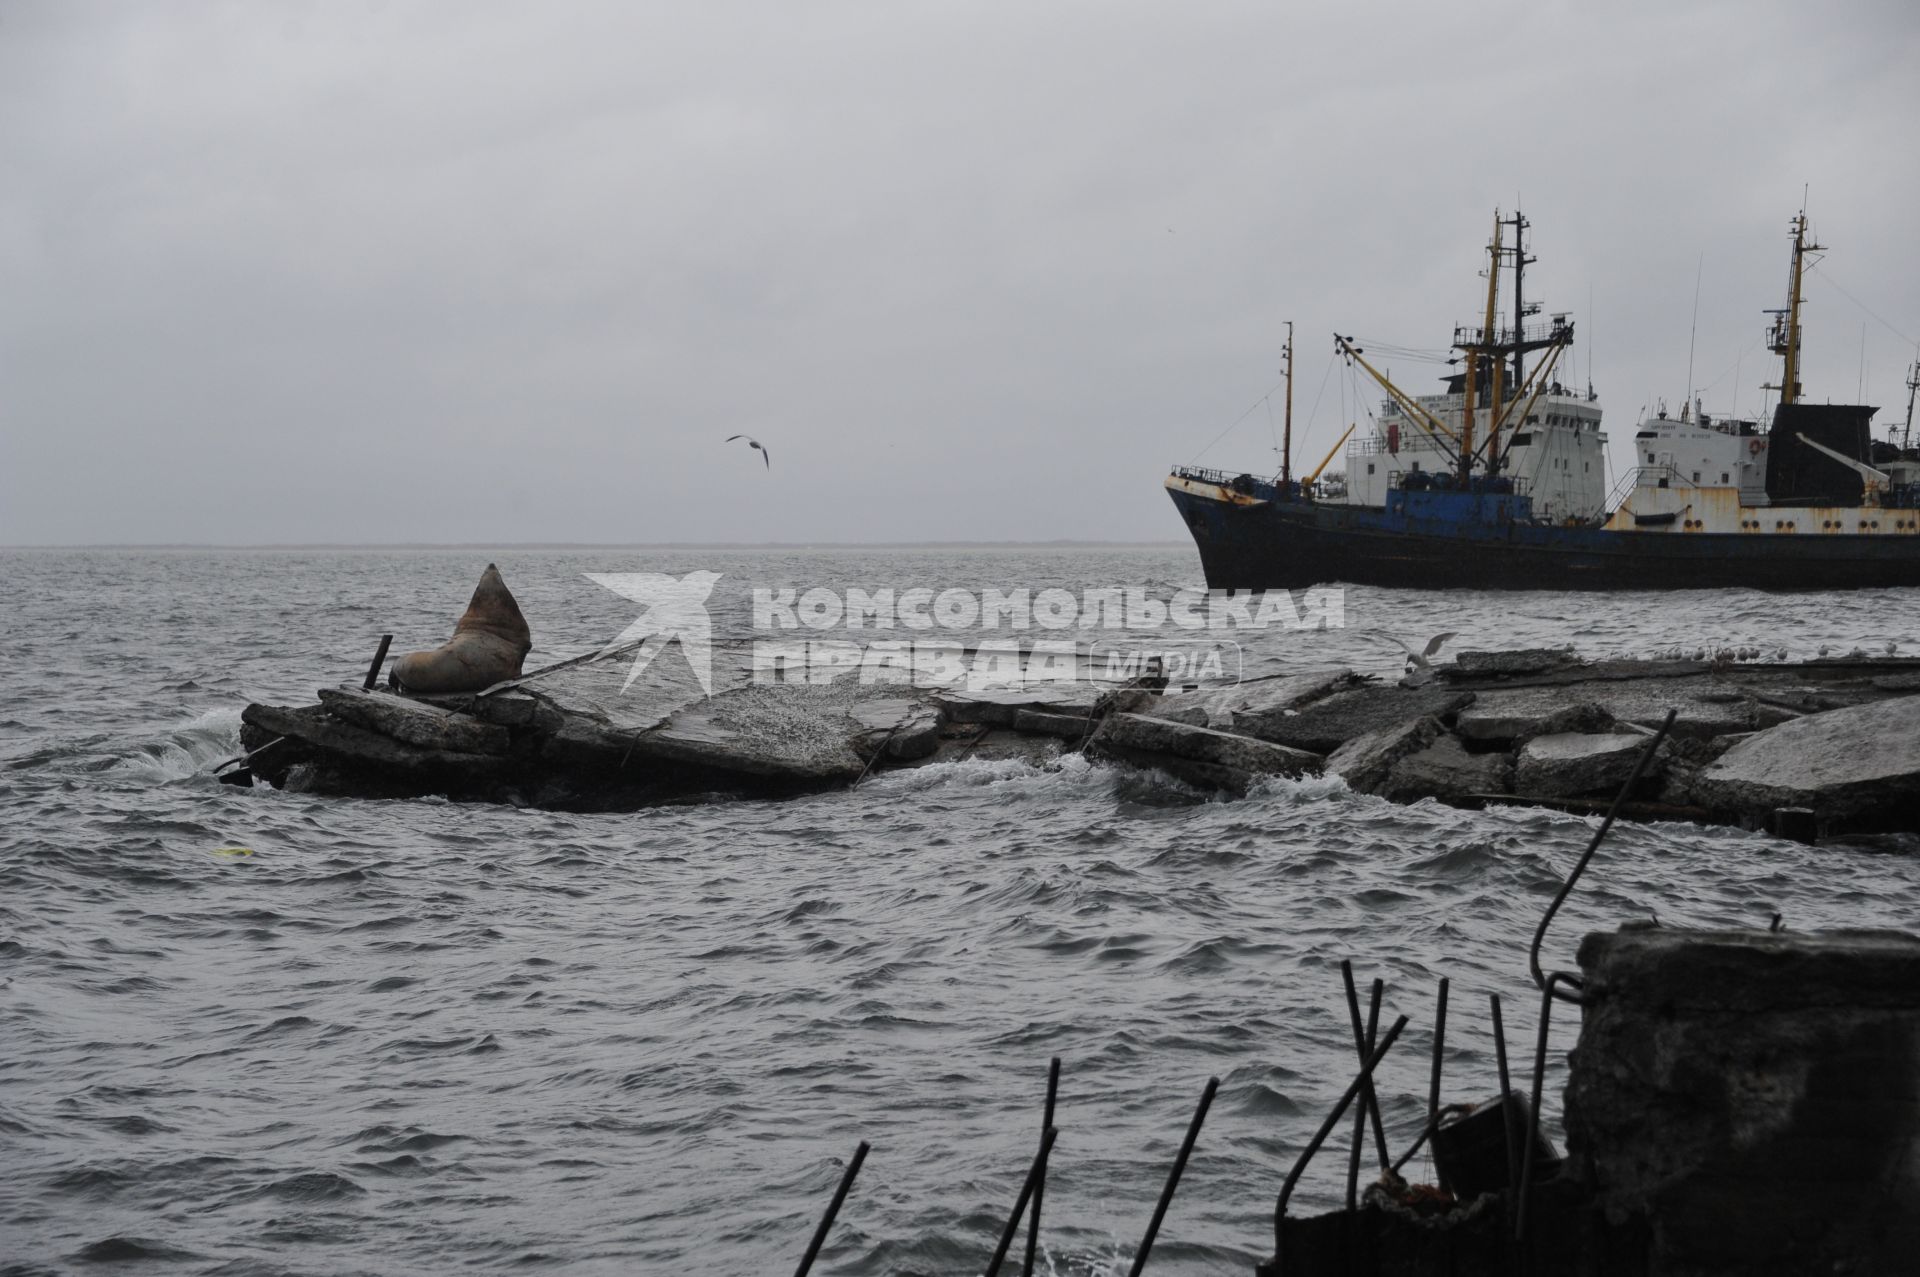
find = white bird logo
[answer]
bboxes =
[726,434,771,469]
[584,571,723,696]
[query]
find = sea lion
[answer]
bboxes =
[389,564,533,695]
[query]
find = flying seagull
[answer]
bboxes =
[1369,631,1457,686]
[726,434,770,469]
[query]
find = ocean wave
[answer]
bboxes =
[108,706,245,783]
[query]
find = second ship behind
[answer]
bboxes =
[1166,211,1920,590]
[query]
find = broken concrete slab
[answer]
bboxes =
[1691,693,1920,830]
[242,702,509,777]
[536,657,713,733]
[1449,648,1582,678]
[1236,685,1475,754]
[1383,732,1514,802]
[851,699,944,759]
[1324,716,1445,796]
[1514,731,1662,799]
[1092,711,1322,791]
[930,687,1099,726]
[1147,668,1361,730]
[626,688,867,780]
[538,717,645,771]
[1011,708,1093,739]
[412,689,555,730]
[1454,682,1750,745]
[316,686,512,755]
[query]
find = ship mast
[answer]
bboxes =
[1763,211,1823,408]
[1340,211,1570,482]
[1458,212,1504,485]
[1507,210,1532,393]
[1280,321,1295,485]
[1903,355,1919,452]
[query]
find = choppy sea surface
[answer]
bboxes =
[5,546,1920,1276]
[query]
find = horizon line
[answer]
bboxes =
[2,538,1194,551]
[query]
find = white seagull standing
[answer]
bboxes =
[726,434,771,469]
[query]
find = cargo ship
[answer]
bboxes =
[1166,211,1920,590]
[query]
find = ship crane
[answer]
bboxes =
[1336,210,1575,487]
[1794,432,1890,503]
[1332,334,1464,463]
[1485,319,1576,463]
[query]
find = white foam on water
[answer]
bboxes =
[114,705,247,783]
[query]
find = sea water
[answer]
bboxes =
[4,547,1918,1275]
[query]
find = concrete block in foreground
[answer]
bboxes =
[1567,925,1920,1275]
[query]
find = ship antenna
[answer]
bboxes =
[1510,209,1529,394]
[1587,281,1595,401]
[1902,350,1918,452]
[1684,252,1703,421]
[1281,321,1295,486]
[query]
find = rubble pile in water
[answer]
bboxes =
[235,641,1920,837]
[229,568,1920,836]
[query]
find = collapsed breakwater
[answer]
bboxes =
[233,642,1920,840]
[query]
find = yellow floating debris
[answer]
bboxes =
[213,847,255,858]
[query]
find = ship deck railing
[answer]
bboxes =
[1348,435,1455,456]
[1387,470,1534,497]
[1606,465,1698,509]
[1171,464,1280,489]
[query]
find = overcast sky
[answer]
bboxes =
[3,0,1916,545]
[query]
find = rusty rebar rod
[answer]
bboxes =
[1127,1076,1219,1276]
[1491,992,1518,1208]
[1527,710,1678,1004]
[1427,976,1450,1188]
[793,1140,869,1277]
[1345,979,1384,1210]
[985,1126,1058,1277]
[362,634,393,690]
[1516,973,1579,1241]
[1339,961,1391,1170]
[1272,1015,1410,1265]
[1022,1057,1061,1277]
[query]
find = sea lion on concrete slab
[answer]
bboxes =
[389,564,534,695]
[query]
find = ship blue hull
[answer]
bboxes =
[1168,488,1920,591]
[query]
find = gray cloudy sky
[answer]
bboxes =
[3,0,1916,545]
